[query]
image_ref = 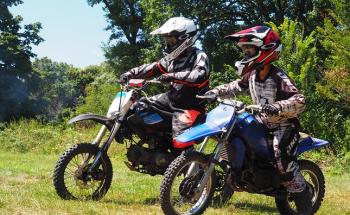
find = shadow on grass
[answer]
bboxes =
[103,197,278,214]
[101,197,160,205]
[233,201,278,213]
[144,197,159,205]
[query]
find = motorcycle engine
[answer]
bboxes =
[126,144,175,174]
[249,168,280,190]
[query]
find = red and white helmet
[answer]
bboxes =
[225,26,282,69]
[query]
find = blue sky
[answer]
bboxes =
[10,1,110,68]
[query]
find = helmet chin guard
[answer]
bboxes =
[162,33,199,62]
[235,60,255,76]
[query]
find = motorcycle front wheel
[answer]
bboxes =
[160,152,216,215]
[53,143,113,200]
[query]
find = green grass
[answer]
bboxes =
[1,120,349,214]
[1,144,350,215]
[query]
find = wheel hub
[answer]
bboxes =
[179,170,204,199]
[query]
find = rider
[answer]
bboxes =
[119,17,210,148]
[205,26,312,214]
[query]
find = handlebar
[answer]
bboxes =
[196,94,262,114]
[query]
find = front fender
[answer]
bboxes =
[68,114,115,130]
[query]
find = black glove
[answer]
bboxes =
[119,72,132,83]
[157,73,174,83]
[262,104,280,115]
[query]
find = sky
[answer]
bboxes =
[10,0,110,68]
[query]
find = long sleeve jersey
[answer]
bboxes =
[129,47,210,109]
[213,65,305,128]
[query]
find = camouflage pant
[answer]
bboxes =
[269,124,306,193]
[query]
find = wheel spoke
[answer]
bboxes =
[55,146,110,200]
[169,160,212,214]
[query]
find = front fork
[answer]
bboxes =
[82,89,135,174]
[92,125,108,145]
[193,118,237,195]
[87,120,122,174]
[185,137,209,177]
[195,141,225,195]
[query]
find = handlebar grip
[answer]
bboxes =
[196,95,206,99]
[196,94,216,100]
[147,80,162,84]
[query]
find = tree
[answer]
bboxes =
[269,19,318,93]
[31,58,79,122]
[316,0,350,107]
[0,0,43,121]
[138,0,330,72]
[87,0,148,74]
[89,0,331,74]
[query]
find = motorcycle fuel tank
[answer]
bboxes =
[176,101,236,143]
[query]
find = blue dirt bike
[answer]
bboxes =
[159,96,330,215]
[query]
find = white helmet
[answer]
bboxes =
[151,17,198,60]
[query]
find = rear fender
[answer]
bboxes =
[68,114,115,130]
[297,136,331,155]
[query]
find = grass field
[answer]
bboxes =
[0,143,349,215]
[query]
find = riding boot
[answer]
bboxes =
[232,167,242,187]
[291,186,313,215]
[226,167,243,190]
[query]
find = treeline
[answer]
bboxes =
[1,0,350,155]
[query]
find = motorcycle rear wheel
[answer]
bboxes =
[53,143,113,200]
[160,152,216,215]
[275,159,325,214]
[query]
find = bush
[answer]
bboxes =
[0,119,99,154]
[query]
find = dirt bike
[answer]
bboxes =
[159,95,329,215]
[52,79,210,201]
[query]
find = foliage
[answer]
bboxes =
[3,0,350,158]
[269,19,318,92]
[31,58,80,122]
[74,83,119,116]
[29,58,117,123]
[87,0,148,74]
[139,0,174,63]
[316,0,350,108]
[0,0,43,121]
[88,1,330,74]
[0,119,99,154]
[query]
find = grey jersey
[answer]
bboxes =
[213,65,305,128]
[129,47,210,109]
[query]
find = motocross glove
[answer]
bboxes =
[157,73,174,83]
[262,104,280,116]
[119,72,132,83]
